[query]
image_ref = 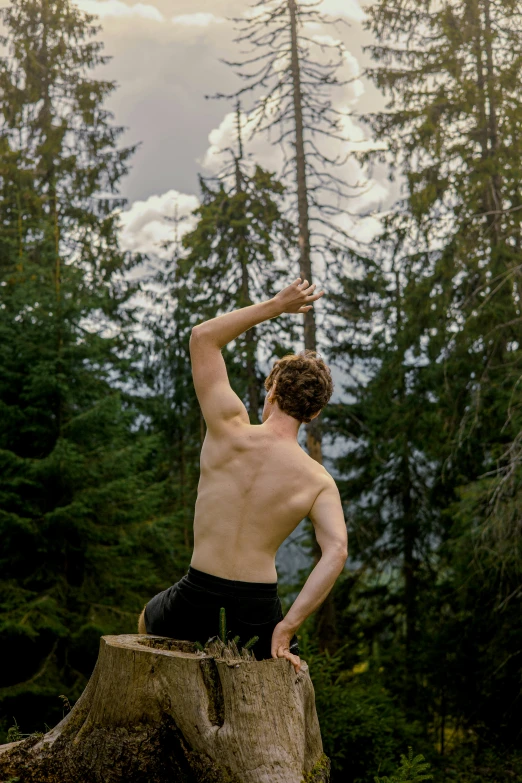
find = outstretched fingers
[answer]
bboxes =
[279,277,325,315]
[296,279,325,298]
[299,288,325,313]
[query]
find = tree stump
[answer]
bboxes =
[0,634,330,783]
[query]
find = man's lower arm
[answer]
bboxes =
[192,299,281,349]
[279,552,346,633]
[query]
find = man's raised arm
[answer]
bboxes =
[189,278,323,431]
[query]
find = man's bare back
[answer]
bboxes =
[191,420,330,582]
[139,279,347,670]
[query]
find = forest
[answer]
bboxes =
[0,0,521,781]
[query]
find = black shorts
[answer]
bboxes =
[144,566,299,661]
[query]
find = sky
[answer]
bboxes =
[69,0,394,262]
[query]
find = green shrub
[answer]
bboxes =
[374,747,433,782]
[306,647,423,783]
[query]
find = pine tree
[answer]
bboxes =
[325,232,451,709]
[0,0,162,734]
[360,0,522,604]
[180,165,295,417]
[326,0,522,733]
[374,747,433,783]
[141,210,208,563]
[213,0,363,461]
[362,0,522,490]
[177,121,295,422]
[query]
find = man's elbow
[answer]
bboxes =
[324,543,348,572]
[190,324,208,347]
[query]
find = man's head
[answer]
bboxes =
[262,350,334,424]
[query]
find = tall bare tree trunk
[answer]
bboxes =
[476,0,511,365]
[235,105,260,422]
[482,0,502,221]
[288,0,338,649]
[288,1,316,357]
[41,0,64,438]
[0,635,330,783]
[241,255,260,421]
[394,263,418,705]
[237,194,260,421]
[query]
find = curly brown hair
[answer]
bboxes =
[264,350,334,423]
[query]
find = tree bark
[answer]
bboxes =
[235,107,260,424]
[288,0,339,652]
[0,634,330,783]
[288,0,316,354]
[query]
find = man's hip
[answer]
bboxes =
[144,566,299,659]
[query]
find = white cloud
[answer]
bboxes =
[343,49,362,79]
[200,109,286,176]
[201,112,238,170]
[351,215,385,244]
[171,13,225,27]
[318,0,366,22]
[338,112,366,143]
[308,36,364,101]
[242,3,276,21]
[312,33,344,48]
[117,189,199,258]
[75,0,164,22]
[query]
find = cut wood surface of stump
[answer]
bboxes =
[0,634,330,783]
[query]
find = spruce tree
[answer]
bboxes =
[327,0,522,733]
[141,212,207,562]
[325,234,450,711]
[180,165,295,421]
[213,0,363,461]
[0,0,162,734]
[362,0,522,482]
[151,104,295,418]
[361,0,522,599]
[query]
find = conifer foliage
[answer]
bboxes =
[324,0,522,748]
[374,747,433,783]
[180,165,295,421]
[363,0,522,481]
[215,0,364,455]
[0,0,159,732]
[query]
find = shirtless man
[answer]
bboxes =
[138,278,348,672]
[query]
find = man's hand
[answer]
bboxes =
[271,621,301,673]
[273,278,324,315]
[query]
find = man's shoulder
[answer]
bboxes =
[300,454,338,497]
[303,452,334,480]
